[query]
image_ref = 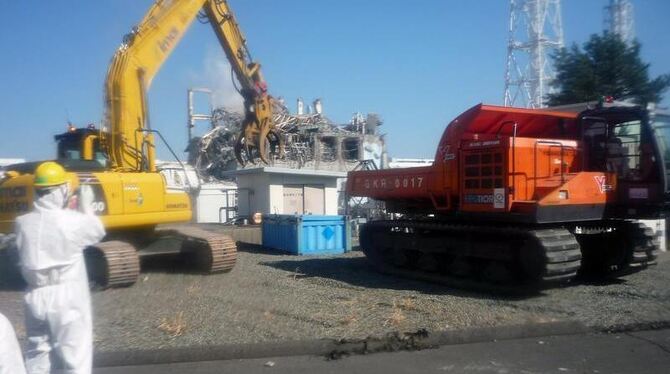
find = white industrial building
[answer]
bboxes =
[0,159,26,168]
[193,182,238,223]
[157,161,238,224]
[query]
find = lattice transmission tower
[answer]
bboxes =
[605,0,635,46]
[504,0,564,108]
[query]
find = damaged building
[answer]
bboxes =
[187,93,387,180]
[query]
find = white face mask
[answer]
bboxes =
[59,183,70,208]
[34,183,70,210]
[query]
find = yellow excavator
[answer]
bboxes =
[0,0,282,287]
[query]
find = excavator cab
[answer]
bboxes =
[54,125,109,169]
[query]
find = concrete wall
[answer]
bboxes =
[236,172,270,218]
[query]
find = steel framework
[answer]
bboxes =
[605,0,635,46]
[504,0,564,109]
[187,88,213,141]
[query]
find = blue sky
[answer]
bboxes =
[1,0,668,162]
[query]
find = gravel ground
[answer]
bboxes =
[0,226,669,352]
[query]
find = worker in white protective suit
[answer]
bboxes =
[0,312,26,374]
[15,161,105,374]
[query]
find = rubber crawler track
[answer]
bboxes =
[360,220,582,293]
[525,228,582,283]
[89,240,140,288]
[576,220,660,278]
[617,221,659,274]
[173,226,237,273]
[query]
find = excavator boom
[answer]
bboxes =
[105,0,278,171]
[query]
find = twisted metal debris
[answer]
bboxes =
[190,101,382,179]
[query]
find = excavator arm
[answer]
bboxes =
[202,1,282,166]
[104,0,279,171]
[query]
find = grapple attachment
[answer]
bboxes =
[234,98,283,166]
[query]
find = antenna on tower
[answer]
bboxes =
[504,0,564,109]
[604,0,635,46]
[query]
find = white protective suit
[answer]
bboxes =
[0,312,26,374]
[15,184,105,374]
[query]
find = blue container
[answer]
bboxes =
[262,215,351,255]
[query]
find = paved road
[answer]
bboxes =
[97,328,670,374]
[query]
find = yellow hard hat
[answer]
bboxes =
[34,161,67,188]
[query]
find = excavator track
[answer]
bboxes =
[171,227,237,274]
[360,220,582,293]
[86,241,140,288]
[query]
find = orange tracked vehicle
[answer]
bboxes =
[347,103,668,288]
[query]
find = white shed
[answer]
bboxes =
[224,167,346,218]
